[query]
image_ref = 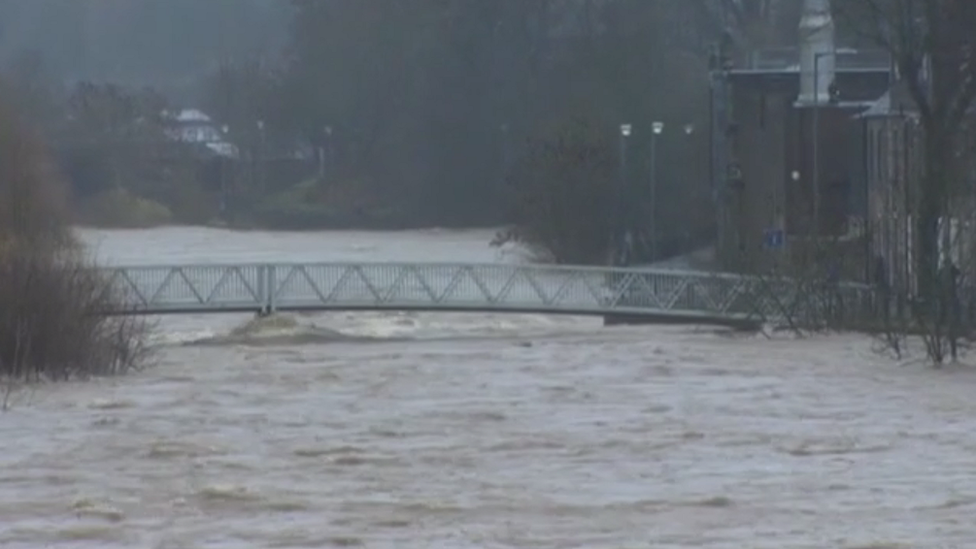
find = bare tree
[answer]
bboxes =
[0,89,155,385]
[834,0,976,363]
[692,0,804,50]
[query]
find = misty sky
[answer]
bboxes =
[0,0,290,93]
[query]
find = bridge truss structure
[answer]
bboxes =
[96,262,877,326]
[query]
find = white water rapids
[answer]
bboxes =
[0,227,974,548]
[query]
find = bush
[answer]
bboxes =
[0,244,152,381]
[151,177,220,226]
[495,107,618,265]
[245,178,409,230]
[247,200,408,230]
[76,187,173,228]
[0,90,152,382]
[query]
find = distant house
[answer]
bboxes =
[162,108,239,159]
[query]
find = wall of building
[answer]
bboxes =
[726,83,788,272]
[866,113,976,293]
[785,105,866,237]
[867,115,918,292]
[717,69,890,275]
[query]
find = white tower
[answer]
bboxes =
[797,0,836,105]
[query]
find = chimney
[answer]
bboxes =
[797,0,835,105]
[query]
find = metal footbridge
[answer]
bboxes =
[98,262,875,327]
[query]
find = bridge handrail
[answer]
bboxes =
[99,260,872,288]
[96,261,875,322]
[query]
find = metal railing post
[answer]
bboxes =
[257,265,268,315]
[267,264,277,314]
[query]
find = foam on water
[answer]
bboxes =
[188,313,381,347]
[157,310,584,348]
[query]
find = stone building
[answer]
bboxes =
[712,0,890,277]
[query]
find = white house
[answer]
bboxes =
[162,108,239,158]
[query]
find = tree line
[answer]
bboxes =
[0,1,795,259]
[208,0,758,259]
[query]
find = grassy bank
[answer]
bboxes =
[74,179,444,231]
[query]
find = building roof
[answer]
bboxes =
[858,91,895,118]
[734,47,891,73]
[857,80,920,118]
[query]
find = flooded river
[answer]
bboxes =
[1,227,975,548]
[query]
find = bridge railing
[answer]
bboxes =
[97,262,876,322]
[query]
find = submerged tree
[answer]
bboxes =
[0,91,153,382]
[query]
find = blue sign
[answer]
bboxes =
[763,228,785,249]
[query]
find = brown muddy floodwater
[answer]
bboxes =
[0,227,974,548]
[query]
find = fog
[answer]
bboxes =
[0,0,810,260]
[0,0,289,93]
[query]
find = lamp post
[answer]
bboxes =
[812,47,857,237]
[683,123,696,250]
[618,124,632,266]
[650,121,664,261]
[255,120,266,196]
[219,124,230,215]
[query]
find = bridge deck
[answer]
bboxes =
[96,262,875,325]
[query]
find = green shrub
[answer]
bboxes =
[76,188,173,228]
[247,178,407,230]
[498,106,618,265]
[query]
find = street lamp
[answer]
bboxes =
[812,47,857,237]
[255,120,266,195]
[220,124,231,215]
[617,124,633,265]
[649,121,664,261]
